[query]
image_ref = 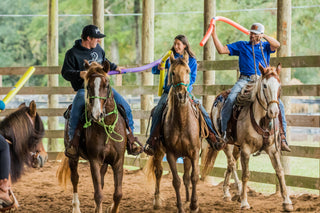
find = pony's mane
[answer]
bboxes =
[0,106,44,182]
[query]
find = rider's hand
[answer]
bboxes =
[80,71,87,79]
[158,64,165,70]
[116,66,125,73]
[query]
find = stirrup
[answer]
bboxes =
[64,146,78,158]
[281,139,291,152]
[144,144,154,156]
[128,140,143,156]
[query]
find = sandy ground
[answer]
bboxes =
[9,161,320,213]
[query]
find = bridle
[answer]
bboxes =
[84,74,123,143]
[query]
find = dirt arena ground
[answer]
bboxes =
[11,160,320,213]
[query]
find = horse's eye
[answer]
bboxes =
[172,72,175,76]
[263,84,267,89]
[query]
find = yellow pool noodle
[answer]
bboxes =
[158,50,172,96]
[3,66,36,105]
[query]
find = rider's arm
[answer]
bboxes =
[261,34,280,52]
[211,27,230,55]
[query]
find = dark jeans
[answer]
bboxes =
[0,134,10,179]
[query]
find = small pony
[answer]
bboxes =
[0,101,45,211]
[145,52,204,213]
[203,63,293,212]
[57,60,127,213]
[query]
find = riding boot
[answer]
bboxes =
[280,133,291,152]
[278,111,291,152]
[0,179,13,207]
[206,131,226,151]
[126,128,143,156]
[144,122,161,156]
[65,126,82,158]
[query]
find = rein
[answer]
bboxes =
[84,83,123,143]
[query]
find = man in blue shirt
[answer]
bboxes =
[211,23,291,152]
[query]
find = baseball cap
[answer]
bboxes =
[250,23,264,34]
[82,25,106,39]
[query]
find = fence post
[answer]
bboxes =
[277,0,292,193]
[200,0,216,181]
[47,0,59,152]
[140,0,154,160]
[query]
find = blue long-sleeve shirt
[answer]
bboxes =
[152,52,197,93]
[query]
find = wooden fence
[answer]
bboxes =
[0,55,319,191]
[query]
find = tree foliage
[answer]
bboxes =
[0,0,319,86]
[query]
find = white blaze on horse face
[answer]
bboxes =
[92,77,102,120]
[266,77,280,118]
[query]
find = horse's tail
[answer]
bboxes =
[56,154,71,190]
[143,156,156,183]
[200,146,219,180]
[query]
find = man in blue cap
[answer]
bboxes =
[211,22,291,152]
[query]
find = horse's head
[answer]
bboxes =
[168,52,190,104]
[258,63,281,119]
[84,60,112,121]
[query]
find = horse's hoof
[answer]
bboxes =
[223,196,232,201]
[240,205,251,210]
[231,195,240,202]
[153,196,161,209]
[283,203,294,212]
[190,207,200,213]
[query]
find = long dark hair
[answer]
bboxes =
[170,34,196,59]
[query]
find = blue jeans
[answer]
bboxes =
[220,75,287,136]
[0,134,10,179]
[69,88,134,140]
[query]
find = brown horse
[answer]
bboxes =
[203,63,293,212]
[0,101,45,211]
[57,60,127,213]
[145,53,202,213]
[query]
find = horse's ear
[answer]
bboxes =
[29,100,37,117]
[169,52,175,64]
[276,63,281,75]
[18,102,26,109]
[103,60,110,74]
[84,60,90,70]
[182,51,189,64]
[258,63,266,75]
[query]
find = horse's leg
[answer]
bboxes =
[106,162,123,213]
[183,157,191,202]
[267,150,293,212]
[89,160,103,213]
[190,154,200,213]
[232,146,242,198]
[222,145,238,201]
[100,164,108,189]
[153,151,164,209]
[240,149,251,209]
[166,153,184,213]
[69,158,81,213]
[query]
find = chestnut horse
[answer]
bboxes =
[57,61,127,213]
[0,101,45,211]
[203,63,293,212]
[145,53,202,213]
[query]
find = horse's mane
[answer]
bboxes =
[0,107,44,182]
[236,78,259,106]
[86,62,108,80]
